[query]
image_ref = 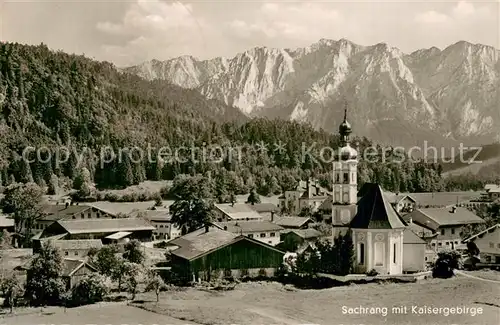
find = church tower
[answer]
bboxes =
[332,101,358,237]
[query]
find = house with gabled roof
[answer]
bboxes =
[212,221,283,246]
[31,203,115,234]
[167,226,285,282]
[213,203,264,222]
[272,216,312,229]
[405,206,485,251]
[278,228,322,253]
[33,238,103,258]
[463,224,500,264]
[37,218,155,242]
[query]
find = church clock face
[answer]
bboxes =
[340,209,351,224]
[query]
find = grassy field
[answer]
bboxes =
[132,276,500,325]
[1,302,198,325]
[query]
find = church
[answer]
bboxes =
[331,106,408,275]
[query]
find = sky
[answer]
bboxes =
[1,0,499,67]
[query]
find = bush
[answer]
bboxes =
[432,250,461,279]
[240,268,249,277]
[70,274,111,306]
[258,268,267,277]
[366,269,379,276]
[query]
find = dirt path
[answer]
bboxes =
[456,270,500,284]
[246,307,315,325]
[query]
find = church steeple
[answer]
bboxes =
[339,100,352,146]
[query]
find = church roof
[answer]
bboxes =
[350,183,407,229]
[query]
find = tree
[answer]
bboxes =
[47,174,59,195]
[124,239,145,264]
[338,231,354,275]
[25,242,66,306]
[124,262,144,300]
[170,198,214,235]
[246,188,261,205]
[0,274,23,312]
[145,270,166,302]
[92,245,119,277]
[299,206,313,218]
[0,229,13,249]
[432,250,461,278]
[70,274,110,306]
[2,182,44,246]
[111,256,129,291]
[73,167,94,198]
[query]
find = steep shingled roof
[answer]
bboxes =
[350,183,406,229]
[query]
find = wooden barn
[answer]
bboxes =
[168,226,285,282]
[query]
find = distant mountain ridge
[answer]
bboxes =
[126,39,500,149]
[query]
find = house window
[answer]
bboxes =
[438,243,442,246]
[393,243,397,264]
[72,216,76,219]
[374,242,384,266]
[455,241,458,245]
[336,173,340,183]
[75,251,78,256]
[446,242,449,245]
[358,243,365,265]
[270,232,275,237]
[248,234,253,238]
[490,242,494,248]
[268,241,272,244]
[425,257,428,261]
[260,233,266,238]
[431,243,436,247]
[441,229,445,235]
[65,251,69,256]
[497,243,500,248]
[88,212,91,218]
[451,228,455,235]
[485,256,492,263]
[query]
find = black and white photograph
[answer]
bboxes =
[0,0,499,324]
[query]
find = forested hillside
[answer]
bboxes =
[0,42,493,196]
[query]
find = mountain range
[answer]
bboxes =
[126,39,500,149]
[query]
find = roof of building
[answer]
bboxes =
[56,218,155,235]
[350,183,407,229]
[485,184,500,191]
[403,228,427,244]
[403,192,482,208]
[105,231,132,240]
[39,204,92,221]
[272,216,312,228]
[0,214,14,228]
[169,227,239,260]
[170,227,284,261]
[51,239,103,250]
[247,203,279,213]
[140,209,172,221]
[61,258,97,277]
[289,228,322,239]
[214,203,264,220]
[414,207,485,227]
[488,187,500,193]
[213,221,283,233]
[463,224,500,243]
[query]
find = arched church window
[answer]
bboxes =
[358,243,365,265]
[343,173,348,184]
[336,173,340,183]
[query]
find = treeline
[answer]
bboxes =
[0,42,492,196]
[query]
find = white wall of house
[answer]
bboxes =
[246,231,281,246]
[403,243,426,273]
[151,220,181,240]
[472,227,500,263]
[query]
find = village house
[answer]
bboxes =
[167,227,285,282]
[0,213,14,233]
[247,203,279,220]
[277,228,322,253]
[141,209,182,241]
[406,206,486,252]
[37,218,155,242]
[272,216,313,229]
[385,194,417,214]
[278,180,330,215]
[16,258,97,290]
[32,237,103,258]
[212,221,284,246]
[213,203,264,222]
[30,203,114,234]
[485,185,500,201]
[463,224,500,264]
